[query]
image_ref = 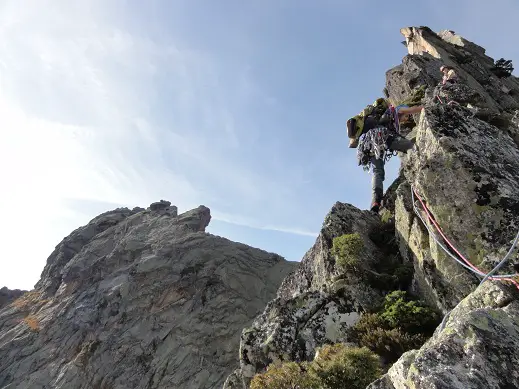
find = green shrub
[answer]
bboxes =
[250,344,382,389]
[380,209,393,224]
[348,291,440,363]
[380,291,439,335]
[310,344,382,389]
[395,85,426,107]
[332,233,364,270]
[350,322,424,363]
[250,361,318,389]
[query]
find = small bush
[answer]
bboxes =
[396,85,426,107]
[380,209,393,224]
[491,58,514,78]
[348,291,440,363]
[350,322,424,363]
[332,233,364,270]
[380,291,439,335]
[393,263,414,287]
[250,344,382,389]
[310,344,382,389]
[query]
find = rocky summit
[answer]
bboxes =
[2,26,519,389]
[224,27,519,389]
[0,203,296,389]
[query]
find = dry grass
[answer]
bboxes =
[11,290,48,310]
[23,315,40,332]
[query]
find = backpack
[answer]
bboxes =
[347,98,389,147]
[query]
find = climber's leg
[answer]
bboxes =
[371,157,385,213]
[389,136,414,154]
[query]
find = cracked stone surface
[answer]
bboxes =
[223,203,405,389]
[0,203,296,389]
[370,26,519,389]
[385,27,519,312]
[368,282,519,389]
[224,26,519,389]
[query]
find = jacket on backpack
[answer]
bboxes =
[347,98,389,148]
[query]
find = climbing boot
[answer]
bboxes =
[370,202,381,214]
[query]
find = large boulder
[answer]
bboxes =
[368,282,519,389]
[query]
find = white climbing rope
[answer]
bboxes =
[410,185,519,331]
[410,186,519,284]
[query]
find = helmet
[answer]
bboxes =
[440,65,446,72]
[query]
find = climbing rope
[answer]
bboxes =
[411,185,519,289]
[435,95,460,105]
[411,185,519,331]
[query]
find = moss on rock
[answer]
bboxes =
[332,233,364,270]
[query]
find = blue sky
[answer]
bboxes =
[1,0,518,290]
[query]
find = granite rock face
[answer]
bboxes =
[386,27,519,313]
[367,282,519,389]
[223,203,409,389]
[224,26,519,389]
[372,26,519,389]
[0,203,296,389]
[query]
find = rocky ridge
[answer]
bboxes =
[0,288,26,310]
[0,201,296,389]
[1,26,519,389]
[224,26,519,389]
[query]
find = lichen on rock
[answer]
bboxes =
[227,25,519,389]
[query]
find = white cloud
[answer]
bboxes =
[0,0,310,290]
[212,210,319,237]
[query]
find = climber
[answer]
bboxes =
[356,103,423,213]
[440,65,458,85]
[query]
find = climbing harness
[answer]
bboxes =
[356,127,397,171]
[356,104,406,171]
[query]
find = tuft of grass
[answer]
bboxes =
[332,233,364,270]
[11,290,48,310]
[250,361,318,389]
[250,344,381,389]
[23,315,40,332]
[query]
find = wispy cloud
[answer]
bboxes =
[0,0,314,289]
[212,211,319,237]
